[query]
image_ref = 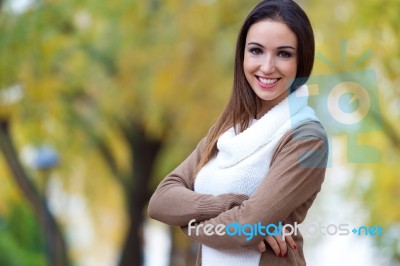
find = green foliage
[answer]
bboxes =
[0,202,45,266]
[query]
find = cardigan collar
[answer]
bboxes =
[216,85,318,168]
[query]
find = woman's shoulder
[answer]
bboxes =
[271,121,329,168]
[273,120,328,155]
[289,120,328,142]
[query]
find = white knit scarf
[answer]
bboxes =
[194,85,319,265]
[216,84,319,168]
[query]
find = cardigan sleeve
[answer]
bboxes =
[148,137,249,226]
[180,122,329,249]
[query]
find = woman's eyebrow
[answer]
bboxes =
[278,45,296,50]
[247,42,264,47]
[247,42,296,50]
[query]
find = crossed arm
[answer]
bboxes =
[148,122,328,250]
[148,137,249,226]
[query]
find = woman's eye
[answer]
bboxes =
[249,48,262,55]
[277,51,292,58]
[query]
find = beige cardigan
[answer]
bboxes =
[148,121,328,265]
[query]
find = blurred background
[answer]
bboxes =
[0,0,399,265]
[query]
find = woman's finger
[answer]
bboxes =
[273,235,287,257]
[257,240,266,252]
[284,234,297,251]
[265,236,281,256]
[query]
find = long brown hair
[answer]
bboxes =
[196,0,315,174]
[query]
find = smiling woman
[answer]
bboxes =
[244,20,298,117]
[148,1,328,265]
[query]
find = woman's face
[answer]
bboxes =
[243,19,298,117]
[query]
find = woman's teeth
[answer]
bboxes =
[258,77,279,85]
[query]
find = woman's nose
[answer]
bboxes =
[260,57,275,74]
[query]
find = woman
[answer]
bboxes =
[148,0,328,265]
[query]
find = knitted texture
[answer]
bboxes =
[194,85,318,265]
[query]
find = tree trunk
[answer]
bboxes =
[0,119,69,266]
[119,123,162,266]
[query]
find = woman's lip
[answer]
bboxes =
[256,76,281,89]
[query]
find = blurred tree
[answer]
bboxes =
[0,119,69,266]
[0,2,69,266]
[1,0,258,265]
[306,0,400,261]
[66,1,260,264]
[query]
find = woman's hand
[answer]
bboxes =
[257,234,297,257]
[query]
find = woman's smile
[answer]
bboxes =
[243,19,298,117]
[255,76,281,89]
